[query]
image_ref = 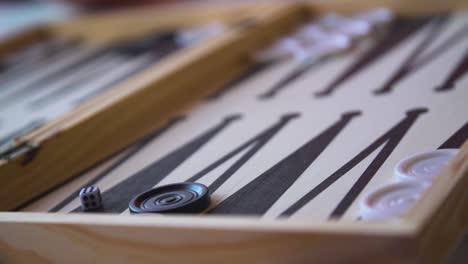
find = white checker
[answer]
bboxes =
[176,22,226,47]
[360,181,429,221]
[301,33,351,60]
[295,24,329,45]
[394,149,459,182]
[255,37,306,62]
[355,8,394,26]
[319,13,372,38]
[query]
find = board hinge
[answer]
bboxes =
[0,141,38,160]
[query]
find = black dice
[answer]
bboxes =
[79,186,102,211]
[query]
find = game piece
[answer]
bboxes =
[295,24,330,44]
[355,8,394,26]
[129,182,210,214]
[359,181,429,221]
[257,31,351,98]
[256,11,372,65]
[318,13,371,38]
[302,32,351,57]
[394,149,459,182]
[79,186,102,211]
[255,37,307,62]
[176,22,226,47]
[297,26,350,50]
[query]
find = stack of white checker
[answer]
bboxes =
[359,149,459,220]
[255,8,394,63]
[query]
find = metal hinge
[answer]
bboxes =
[0,119,45,160]
[0,141,38,160]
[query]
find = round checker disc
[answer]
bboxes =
[355,8,394,26]
[394,149,458,182]
[254,37,305,63]
[360,181,428,221]
[129,182,210,214]
[295,24,329,44]
[318,13,371,38]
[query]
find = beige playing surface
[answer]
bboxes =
[22,13,468,223]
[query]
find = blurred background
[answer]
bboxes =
[0,0,191,40]
[2,0,468,40]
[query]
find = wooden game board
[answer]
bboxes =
[0,2,467,264]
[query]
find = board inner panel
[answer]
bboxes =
[19,12,468,222]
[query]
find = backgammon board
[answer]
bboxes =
[21,11,468,217]
[0,3,467,264]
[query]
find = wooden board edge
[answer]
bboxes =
[0,212,415,234]
[405,140,468,263]
[49,2,286,45]
[0,27,51,59]
[0,212,419,263]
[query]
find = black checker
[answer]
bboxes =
[129,182,210,214]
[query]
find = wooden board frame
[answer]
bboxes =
[0,2,467,263]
